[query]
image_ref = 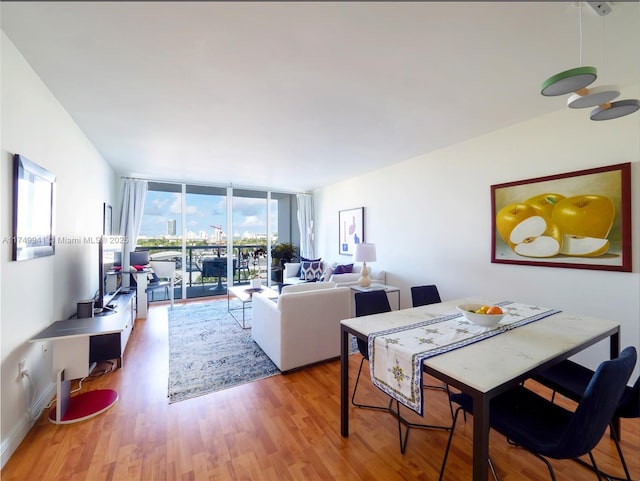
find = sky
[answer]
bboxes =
[139,191,277,240]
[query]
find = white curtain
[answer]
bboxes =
[296,194,314,259]
[119,178,148,286]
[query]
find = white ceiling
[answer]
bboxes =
[2,2,639,192]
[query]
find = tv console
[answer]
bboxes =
[30,290,136,423]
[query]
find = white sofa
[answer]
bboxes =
[282,261,386,287]
[251,282,352,372]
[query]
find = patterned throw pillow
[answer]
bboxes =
[300,261,324,281]
[298,257,322,279]
[333,263,353,275]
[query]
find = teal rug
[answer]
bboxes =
[168,300,280,403]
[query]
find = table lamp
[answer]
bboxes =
[353,243,376,287]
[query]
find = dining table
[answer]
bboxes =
[339,296,620,481]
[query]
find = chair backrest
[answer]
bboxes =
[202,257,226,277]
[354,291,392,359]
[354,290,391,317]
[130,250,150,266]
[411,285,441,307]
[557,346,636,458]
[149,260,176,280]
[617,373,640,418]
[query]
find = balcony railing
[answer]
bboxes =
[139,244,280,301]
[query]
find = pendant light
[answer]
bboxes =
[540,2,639,121]
[590,99,640,121]
[541,67,597,97]
[567,85,619,108]
[541,3,597,97]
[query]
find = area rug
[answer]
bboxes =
[168,300,280,403]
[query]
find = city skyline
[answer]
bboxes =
[139,191,278,240]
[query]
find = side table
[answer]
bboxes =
[227,285,279,328]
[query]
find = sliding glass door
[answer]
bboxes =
[185,185,228,298]
[137,182,300,301]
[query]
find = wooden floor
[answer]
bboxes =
[3,301,639,481]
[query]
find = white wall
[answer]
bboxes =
[0,33,116,466]
[314,85,640,377]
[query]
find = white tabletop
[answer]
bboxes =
[341,296,620,394]
[228,284,279,302]
[350,283,399,293]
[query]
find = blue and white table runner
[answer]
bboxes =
[369,302,561,415]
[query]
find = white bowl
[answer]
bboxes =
[457,304,505,327]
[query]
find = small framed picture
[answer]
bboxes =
[339,207,364,256]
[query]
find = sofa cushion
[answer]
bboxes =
[284,262,301,279]
[300,260,324,281]
[281,281,336,294]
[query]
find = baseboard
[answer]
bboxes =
[1,381,55,469]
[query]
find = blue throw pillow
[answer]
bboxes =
[300,261,324,281]
[297,257,320,278]
[333,264,353,275]
[301,256,322,263]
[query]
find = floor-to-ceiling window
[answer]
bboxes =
[185,185,228,298]
[232,189,269,286]
[136,181,299,301]
[137,182,184,300]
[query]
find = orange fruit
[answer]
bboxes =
[486,306,503,315]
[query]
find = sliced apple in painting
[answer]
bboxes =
[496,203,562,258]
[510,216,562,258]
[560,235,610,257]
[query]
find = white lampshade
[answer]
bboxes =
[353,243,376,263]
[353,243,376,288]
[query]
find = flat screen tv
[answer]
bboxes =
[12,154,56,261]
[96,236,123,311]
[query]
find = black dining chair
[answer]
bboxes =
[410,285,447,393]
[411,285,442,307]
[352,290,452,454]
[438,346,637,481]
[351,290,393,412]
[531,356,640,481]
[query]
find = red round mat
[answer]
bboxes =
[49,389,118,424]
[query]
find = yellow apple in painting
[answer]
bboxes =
[524,193,566,220]
[495,203,562,257]
[496,203,537,244]
[551,195,615,239]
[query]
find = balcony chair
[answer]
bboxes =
[147,260,176,308]
[353,290,451,454]
[439,346,637,481]
[201,257,227,292]
[531,356,640,481]
[234,254,251,283]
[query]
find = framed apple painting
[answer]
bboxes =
[491,162,631,272]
